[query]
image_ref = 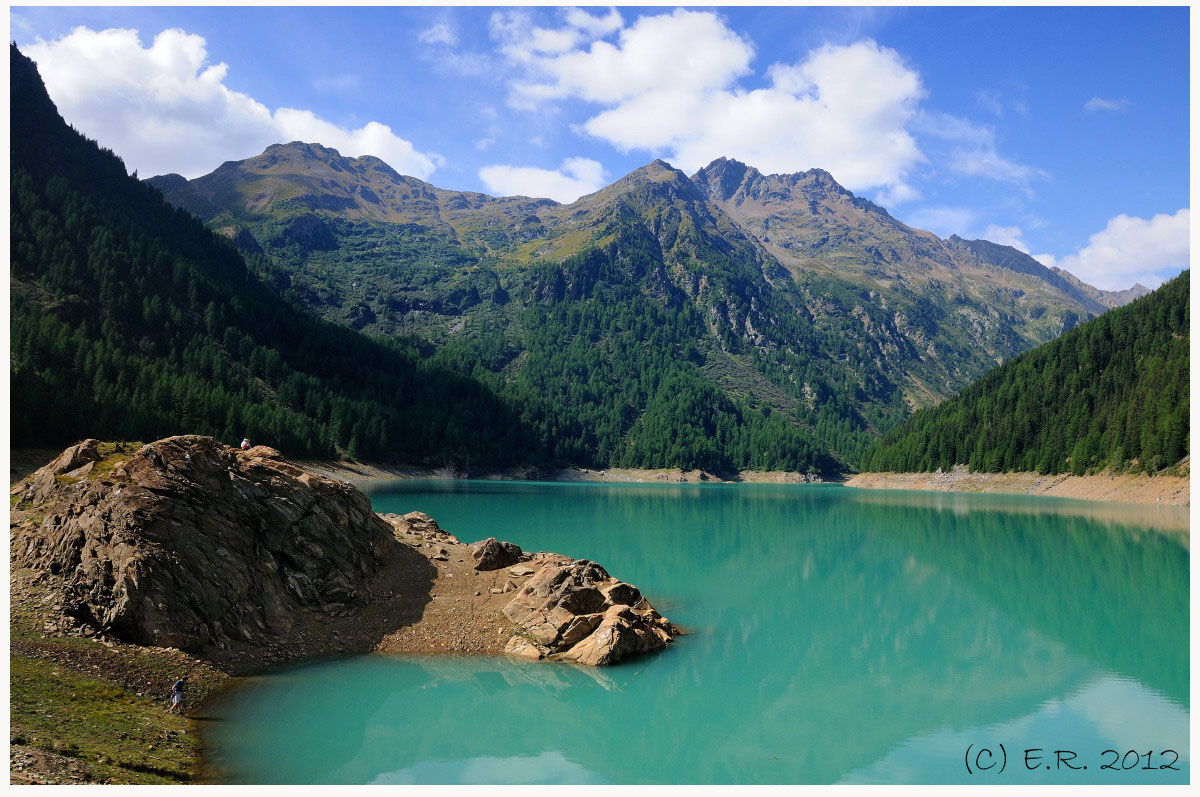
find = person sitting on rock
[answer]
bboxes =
[240,438,250,450]
[168,676,185,714]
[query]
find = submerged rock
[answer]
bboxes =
[502,557,679,666]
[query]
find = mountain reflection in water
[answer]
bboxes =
[203,482,1187,784]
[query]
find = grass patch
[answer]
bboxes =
[88,441,143,482]
[10,651,198,784]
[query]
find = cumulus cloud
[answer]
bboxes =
[493,10,933,200]
[563,7,623,38]
[874,182,921,208]
[478,157,606,203]
[1084,96,1128,112]
[24,26,440,179]
[1034,209,1189,290]
[981,224,1029,253]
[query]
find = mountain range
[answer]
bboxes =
[146,141,1143,470]
[10,44,537,466]
[11,40,1163,476]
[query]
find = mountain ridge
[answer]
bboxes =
[145,140,1144,468]
[149,143,1142,303]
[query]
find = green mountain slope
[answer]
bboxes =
[151,144,1132,470]
[9,44,539,466]
[862,271,1189,475]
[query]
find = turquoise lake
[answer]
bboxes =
[203,482,1189,784]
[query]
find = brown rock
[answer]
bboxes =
[557,604,667,666]
[501,558,677,666]
[504,636,543,661]
[10,436,398,652]
[470,537,523,571]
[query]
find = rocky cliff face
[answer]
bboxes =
[10,436,398,652]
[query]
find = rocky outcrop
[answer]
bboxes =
[471,537,523,571]
[11,437,679,669]
[10,436,399,651]
[502,557,679,666]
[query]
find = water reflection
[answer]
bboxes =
[205,482,1188,784]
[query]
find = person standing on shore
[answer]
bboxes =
[168,676,185,714]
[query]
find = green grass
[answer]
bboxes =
[11,652,198,783]
[88,441,143,482]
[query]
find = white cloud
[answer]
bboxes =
[491,8,625,70]
[478,157,606,203]
[874,182,921,208]
[981,224,1029,253]
[506,10,754,106]
[563,7,623,39]
[25,26,440,179]
[915,111,1046,187]
[902,206,977,239]
[418,22,457,47]
[1084,96,1128,112]
[495,11,928,198]
[416,21,492,77]
[1044,209,1189,290]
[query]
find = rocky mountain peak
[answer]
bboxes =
[692,157,758,203]
[575,158,705,211]
[692,157,869,214]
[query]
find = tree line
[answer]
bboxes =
[10,44,539,466]
[862,270,1189,475]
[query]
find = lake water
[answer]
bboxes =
[203,482,1189,784]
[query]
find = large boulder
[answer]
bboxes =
[502,557,678,666]
[10,436,398,651]
[470,537,523,571]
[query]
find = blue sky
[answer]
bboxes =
[11,5,1190,290]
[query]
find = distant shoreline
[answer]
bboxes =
[845,465,1189,507]
[294,460,831,487]
[12,449,1187,507]
[297,458,1189,508]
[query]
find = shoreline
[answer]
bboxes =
[844,466,1189,507]
[295,460,831,486]
[17,448,1186,507]
[296,458,1190,508]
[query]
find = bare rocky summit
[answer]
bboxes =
[10,437,678,670]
